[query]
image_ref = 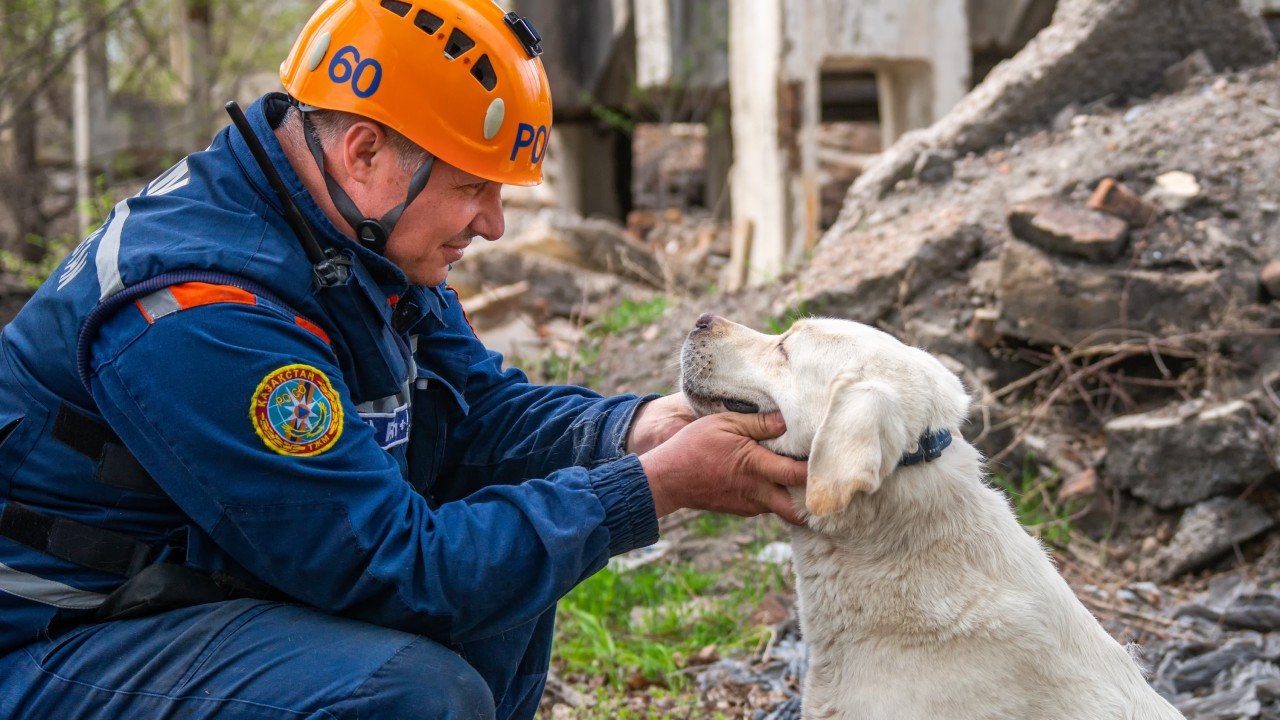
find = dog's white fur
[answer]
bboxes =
[680,316,1184,720]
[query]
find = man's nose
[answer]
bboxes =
[472,185,505,241]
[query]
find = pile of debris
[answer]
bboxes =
[524,2,1280,715]
[584,3,1280,588]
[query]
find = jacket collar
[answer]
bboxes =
[227,93,452,322]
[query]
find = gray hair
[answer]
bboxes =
[287,105,430,172]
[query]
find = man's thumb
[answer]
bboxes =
[730,410,786,440]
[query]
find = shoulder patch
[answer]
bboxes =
[250,364,344,456]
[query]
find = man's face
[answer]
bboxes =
[379,157,505,287]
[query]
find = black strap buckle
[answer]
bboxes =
[52,403,163,496]
[503,12,543,57]
[0,502,152,578]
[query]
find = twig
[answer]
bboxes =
[988,327,1280,464]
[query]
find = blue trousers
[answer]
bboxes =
[0,600,496,719]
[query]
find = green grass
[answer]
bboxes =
[591,296,670,336]
[557,562,774,683]
[688,512,744,538]
[551,519,792,716]
[766,301,811,335]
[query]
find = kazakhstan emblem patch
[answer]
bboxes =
[250,364,343,456]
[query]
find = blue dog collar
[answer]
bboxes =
[898,428,952,467]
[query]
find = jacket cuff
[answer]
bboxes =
[590,454,660,556]
[595,394,662,461]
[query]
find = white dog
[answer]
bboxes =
[680,314,1184,720]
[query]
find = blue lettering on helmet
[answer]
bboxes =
[531,126,548,164]
[510,123,536,162]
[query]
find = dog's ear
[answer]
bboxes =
[805,374,912,517]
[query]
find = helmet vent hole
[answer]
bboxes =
[413,9,443,35]
[443,28,475,59]
[379,0,412,17]
[471,54,497,91]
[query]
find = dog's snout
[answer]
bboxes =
[695,313,717,331]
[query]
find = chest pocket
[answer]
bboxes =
[407,377,448,500]
[404,323,472,500]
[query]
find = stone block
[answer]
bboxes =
[996,239,1252,347]
[1008,197,1130,262]
[1104,400,1273,510]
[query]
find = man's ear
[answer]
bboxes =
[341,121,387,183]
[805,374,911,517]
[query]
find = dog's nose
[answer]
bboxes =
[695,313,716,330]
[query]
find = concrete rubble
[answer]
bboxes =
[559,2,1280,711]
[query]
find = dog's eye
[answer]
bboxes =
[776,338,789,361]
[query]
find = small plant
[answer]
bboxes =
[590,295,670,336]
[0,234,79,289]
[526,295,670,386]
[990,458,1078,547]
[767,300,811,335]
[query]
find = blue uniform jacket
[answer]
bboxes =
[0,94,659,716]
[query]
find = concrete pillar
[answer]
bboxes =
[877,61,936,146]
[727,0,970,285]
[634,0,672,88]
[728,0,788,289]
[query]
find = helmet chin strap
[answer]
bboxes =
[300,111,434,256]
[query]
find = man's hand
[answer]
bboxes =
[640,411,809,526]
[626,393,697,456]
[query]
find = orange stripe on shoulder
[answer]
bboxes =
[168,282,257,309]
[294,316,331,345]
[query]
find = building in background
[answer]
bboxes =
[518,0,1061,287]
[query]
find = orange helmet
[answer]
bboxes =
[281,0,552,186]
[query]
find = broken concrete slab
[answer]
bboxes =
[791,209,983,324]
[1152,497,1276,581]
[1164,49,1217,93]
[996,239,1254,346]
[507,214,667,288]
[1008,197,1130,262]
[1104,400,1275,510]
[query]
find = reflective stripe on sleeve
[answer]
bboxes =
[0,561,108,610]
[135,283,258,324]
[95,199,131,301]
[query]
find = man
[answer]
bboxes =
[0,1,805,718]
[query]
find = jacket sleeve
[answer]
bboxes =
[415,287,659,494]
[86,297,659,644]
